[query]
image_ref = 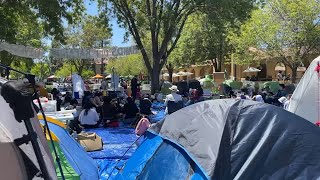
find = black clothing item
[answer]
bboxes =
[123,102,139,119]
[131,78,139,90]
[102,103,117,120]
[82,94,93,107]
[139,99,152,115]
[131,89,137,100]
[63,93,72,105]
[56,97,62,111]
[68,117,83,134]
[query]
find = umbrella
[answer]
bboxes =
[243,67,261,73]
[161,73,169,77]
[172,73,180,78]
[177,71,187,76]
[106,74,112,79]
[184,72,194,76]
[48,75,56,79]
[92,74,103,79]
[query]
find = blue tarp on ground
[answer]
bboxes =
[150,102,166,123]
[41,121,99,180]
[85,127,138,180]
[85,102,166,179]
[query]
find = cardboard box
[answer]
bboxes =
[78,132,103,152]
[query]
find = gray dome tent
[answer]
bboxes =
[0,77,57,179]
[117,99,320,179]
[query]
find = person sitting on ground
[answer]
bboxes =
[102,96,119,121]
[253,94,265,103]
[164,85,182,113]
[63,91,73,105]
[139,94,152,115]
[82,91,93,107]
[122,97,139,124]
[92,91,103,115]
[65,99,78,110]
[79,102,100,128]
[93,91,103,107]
[188,86,204,104]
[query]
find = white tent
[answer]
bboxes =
[288,56,320,123]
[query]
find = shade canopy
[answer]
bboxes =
[106,74,112,79]
[172,73,180,78]
[176,71,186,76]
[92,74,103,79]
[161,73,169,77]
[243,67,261,73]
[184,72,194,76]
[47,75,57,79]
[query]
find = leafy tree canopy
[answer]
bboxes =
[106,54,147,77]
[229,0,320,82]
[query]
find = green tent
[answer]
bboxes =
[262,81,280,94]
[200,75,215,89]
[49,141,80,180]
[160,81,172,95]
[223,80,243,90]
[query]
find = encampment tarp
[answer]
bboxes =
[118,99,320,179]
[85,127,138,180]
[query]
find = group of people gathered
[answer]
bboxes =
[228,84,292,110]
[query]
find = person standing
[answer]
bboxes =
[130,76,140,100]
[277,71,283,81]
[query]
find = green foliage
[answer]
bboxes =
[64,15,112,48]
[170,0,257,71]
[9,59,34,79]
[0,0,85,42]
[55,62,94,79]
[55,63,75,78]
[106,54,146,76]
[31,62,50,81]
[229,0,320,82]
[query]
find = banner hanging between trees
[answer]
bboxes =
[0,42,138,59]
[0,42,44,59]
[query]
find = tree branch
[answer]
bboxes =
[114,0,152,71]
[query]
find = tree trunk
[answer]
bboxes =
[291,66,297,83]
[151,69,160,94]
[150,56,162,94]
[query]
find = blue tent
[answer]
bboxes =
[41,121,99,180]
[117,99,320,179]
